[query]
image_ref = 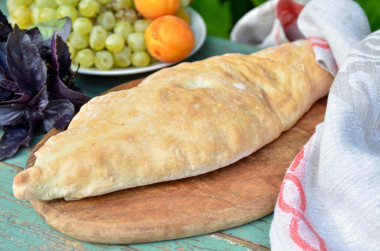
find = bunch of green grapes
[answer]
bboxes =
[6,0,162,70]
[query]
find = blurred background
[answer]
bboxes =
[191,0,380,39]
[2,0,379,40]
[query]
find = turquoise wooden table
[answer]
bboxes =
[0,6,273,248]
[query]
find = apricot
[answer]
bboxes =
[134,0,180,20]
[145,15,195,63]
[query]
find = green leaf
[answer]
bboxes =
[228,0,254,24]
[250,0,268,7]
[28,17,72,41]
[191,0,233,38]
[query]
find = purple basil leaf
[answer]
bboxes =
[51,31,72,79]
[26,86,48,122]
[40,39,55,68]
[0,103,26,126]
[0,66,5,80]
[0,79,19,92]
[0,77,18,101]
[0,93,32,105]
[31,35,57,66]
[0,124,32,160]
[0,86,48,126]
[26,18,72,69]
[65,65,80,89]
[57,37,72,80]
[65,71,76,89]
[57,17,72,42]
[46,75,91,108]
[0,42,11,80]
[0,11,13,42]
[43,99,74,131]
[6,25,47,95]
[0,78,17,101]
[0,88,10,101]
[29,85,48,108]
[51,31,59,75]
[26,27,44,49]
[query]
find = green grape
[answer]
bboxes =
[30,5,40,24]
[6,1,18,16]
[69,32,89,50]
[98,0,111,5]
[56,5,78,21]
[66,41,76,60]
[97,11,116,31]
[94,51,114,70]
[127,32,146,52]
[114,8,138,23]
[113,47,131,68]
[75,48,95,68]
[73,17,93,35]
[78,0,100,18]
[131,51,150,67]
[133,19,151,33]
[112,0,133,11]
[11,5,31,28]
[114,20,133,41]
[89,25,107,51]
[105,33,125,53]
[55,0,79,6]
[38,7,56,22]
[12,0,33,6]
[35,0,58,8]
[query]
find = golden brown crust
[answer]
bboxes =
[13,40,333,201]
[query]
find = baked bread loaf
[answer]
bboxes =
[13,40,333,201]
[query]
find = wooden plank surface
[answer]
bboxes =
[1,162,271,250]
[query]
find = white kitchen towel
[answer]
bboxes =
[231,0,370,76]
[232,0,380,250]
[271,30,380,251]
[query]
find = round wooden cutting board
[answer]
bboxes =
[27,78,327,244]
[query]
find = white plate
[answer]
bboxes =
[73,8,207,76]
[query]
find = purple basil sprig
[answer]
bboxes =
[0,11,90,160]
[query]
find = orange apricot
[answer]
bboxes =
[134,0,180,20]
[145,15,195,63]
